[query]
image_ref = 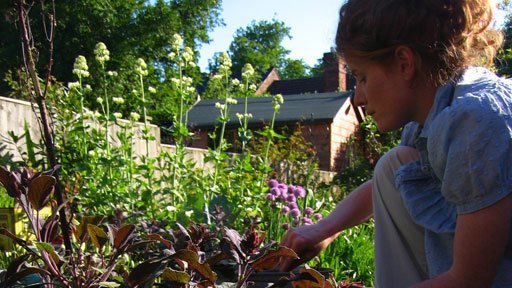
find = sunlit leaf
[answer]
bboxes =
[147,233,173,249]
[87,224,108,249]
[113,224,136,250]
[171,249,217,282]
[251,246,299,272]
[27,175,55,211]
[35,241,63,265]
[292,267,325,288]
[74,215,105,243]
[161,267,190,284]
[99,282,121,287]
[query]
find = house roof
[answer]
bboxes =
[187,91,352,129]
[266,77,325,95]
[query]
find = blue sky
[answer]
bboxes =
[198,0,507,72]
[198,0,343,71]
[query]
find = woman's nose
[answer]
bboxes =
[353,86,367,107]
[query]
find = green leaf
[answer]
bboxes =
[35,241,63,265]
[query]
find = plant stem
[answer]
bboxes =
[16,0,73,254]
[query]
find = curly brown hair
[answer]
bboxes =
[336,0,503,86]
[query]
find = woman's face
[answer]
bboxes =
[346,54,430,132]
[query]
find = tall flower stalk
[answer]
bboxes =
[71,55,90,158]
[135,57,156,217]
[94,42,114,184]
[206,52,235,224]
[239,63,256,153]
[264,94,284,166]
[94,42,111,157]
[168,34,195,189]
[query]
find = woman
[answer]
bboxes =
[279,1,512,287]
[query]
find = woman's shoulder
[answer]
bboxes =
[447,67,512,119]
[454,67,512,104]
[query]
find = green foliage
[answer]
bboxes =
[1,24,378,285]
[279,58,311,80]
[496,14,512,76]
[334,117,401,193]
[0,187,13,208]
[226,19,292,77]
[317,222,375,286]
[0,0,222,128]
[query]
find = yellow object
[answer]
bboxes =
[0,206,53,250]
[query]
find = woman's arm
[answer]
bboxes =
[413,193,512,288]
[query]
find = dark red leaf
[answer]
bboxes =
[0,166,20,197]
[171,249,217,282]
[27,175,56,211]
[251,246,299,272]
[113,224,136,250]
[127,257,168,287]
[2,267,51,288]
[147,233,173,249]
[40,216,60,243]
[6,254,30,276]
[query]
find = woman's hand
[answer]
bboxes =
[278,222,336,271]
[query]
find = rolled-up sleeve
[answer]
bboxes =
[428,92,512,214]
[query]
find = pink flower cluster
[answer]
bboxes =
[266,179,323,230]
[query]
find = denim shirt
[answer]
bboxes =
[395,67,512,285]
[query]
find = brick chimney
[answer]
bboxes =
[323,52,347,92]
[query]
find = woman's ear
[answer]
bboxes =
[394,45,416,81]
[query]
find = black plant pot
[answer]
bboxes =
[247,268,333,288]
[213,260,333,287]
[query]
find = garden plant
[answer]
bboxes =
[0,1,390,287]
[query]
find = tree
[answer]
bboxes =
[496,14,512,76]
[279,59,311,80]
[228,19,292,78]
[0,0,223,94]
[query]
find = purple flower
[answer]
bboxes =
[293,186,306,198]
[304,207,314,215]
[302,217,313,225]
[277,183,287,193]
[290,208,301,218]
[268,179,279,188]
[287,185,296,194]
[281,223,290,230]
[269,187,281,196]
[266,193,275,201]
[286,194,297,203]
[279,191,288,202]
[281,206,290,214]
[292,219,301,226]
[313,213,323,220]
[288,202,298,210]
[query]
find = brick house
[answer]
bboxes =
[186,52,363,171]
